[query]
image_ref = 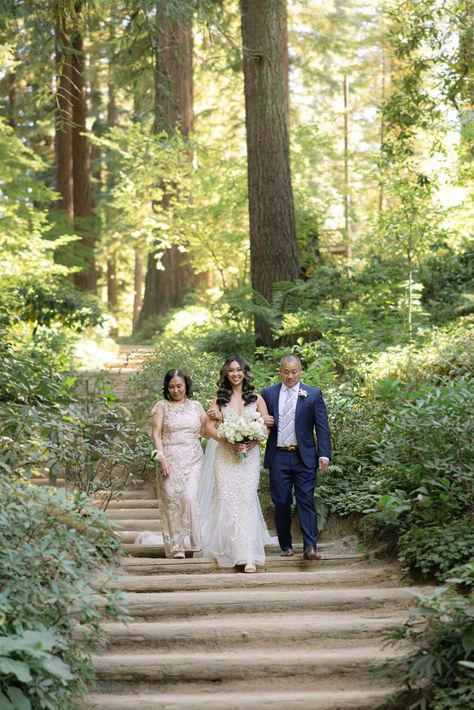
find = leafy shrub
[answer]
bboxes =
[54,400,153,502]
[0,339,74,407]
[398,518,474,578]
[0,480,129,709]
[0,340,151,506]
[2,281,103,336]
[386,584,474,709]
[421,246,474,323]
[196,328,256,359]
[128,338,222,424]
[362,318,474,388]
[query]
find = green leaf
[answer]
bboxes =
[40,656,74,680]
[0,691,15,710]
[0,657,32,683]
[462,623,474,653]
[6,688,31,710]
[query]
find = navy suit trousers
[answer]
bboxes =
[269,449,317,550]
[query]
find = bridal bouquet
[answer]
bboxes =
[217,410,267,459]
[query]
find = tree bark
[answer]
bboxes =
[105,60,119,314]
[7,69,16,130]
[343,74,352,263]
[136,4,194,331]
[240,0,299,345]
[458,3,474,158]
[54,11,74,220]
[133,248,144,329]
[71,3,97,291]
[107,258,118,311]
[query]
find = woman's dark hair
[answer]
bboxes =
[216,355,257,407]
[162,369,193,401]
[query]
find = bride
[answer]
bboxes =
[200,355,272,573]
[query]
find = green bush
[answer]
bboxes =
[2,281,103,336]
[362,317,474,388]
[421,246,474,323]
[0,339,151,499]
[387,583,474,709]
[0,480,129,709]
[128,339,223,424]
[399,518,474,578]
[319,336,473,581]
[196,328,256,360]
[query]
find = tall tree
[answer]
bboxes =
[54,6,74,220]
[136,2,194,331]
[71,2,96,291]
[240,0,299,344]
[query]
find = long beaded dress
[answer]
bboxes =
[152,399,204,558]
[201,403,271,567]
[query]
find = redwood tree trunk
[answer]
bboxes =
[136,4,194,331]
[343,74,352,263]
[7,69,16,130]
[71,4,96,291]
[107,258,118,311]
[458,3,474,159]
[133,248,144,329]
[54,12,74,220]
[240,0,299,345]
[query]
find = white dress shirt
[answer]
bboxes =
[277,382,299,447]
[277,382,329,464]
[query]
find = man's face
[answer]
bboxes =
[279,358,302,389]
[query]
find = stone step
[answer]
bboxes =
[118,531,164,544]
[115,520,162,532]
[91,646,406,684]
[83,686,398,709]
[115,586,429,619]
[108,508,161,520]
[105,499,159,509]
[109,565,401,593]
[120,552,369,570]
[30,478,66,487]
[111,490,155,500]
[97,611,407,650]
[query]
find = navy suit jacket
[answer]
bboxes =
[261,382,331,470]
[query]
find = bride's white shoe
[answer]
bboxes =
[172,551,185,559]
[244,562,256,573]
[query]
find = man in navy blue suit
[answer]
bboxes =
[261,355,331,560]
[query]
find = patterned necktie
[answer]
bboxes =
[280,388,295,446]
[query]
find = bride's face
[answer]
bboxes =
[168,376,186,402]
[226,361,244,387]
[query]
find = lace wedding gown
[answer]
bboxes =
[152,399,204,557]
[201,403,271,567]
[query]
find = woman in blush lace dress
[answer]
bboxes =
[201,356,272,573]
[151,369,206,559]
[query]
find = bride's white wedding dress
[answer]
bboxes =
[200,403,272,567]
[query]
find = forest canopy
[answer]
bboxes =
[0,0,472,344]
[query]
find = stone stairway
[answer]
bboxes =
[83,480,429,709]
[75,344,155,406]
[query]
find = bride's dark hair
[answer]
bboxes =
[216,355,257,407]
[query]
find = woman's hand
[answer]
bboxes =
[207,406,222,421]
[245,440,259,451]
[262,413,274,428]
[160,459,170,477]
[224,441,246,454]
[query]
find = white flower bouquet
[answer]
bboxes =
[217,409,267,459]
